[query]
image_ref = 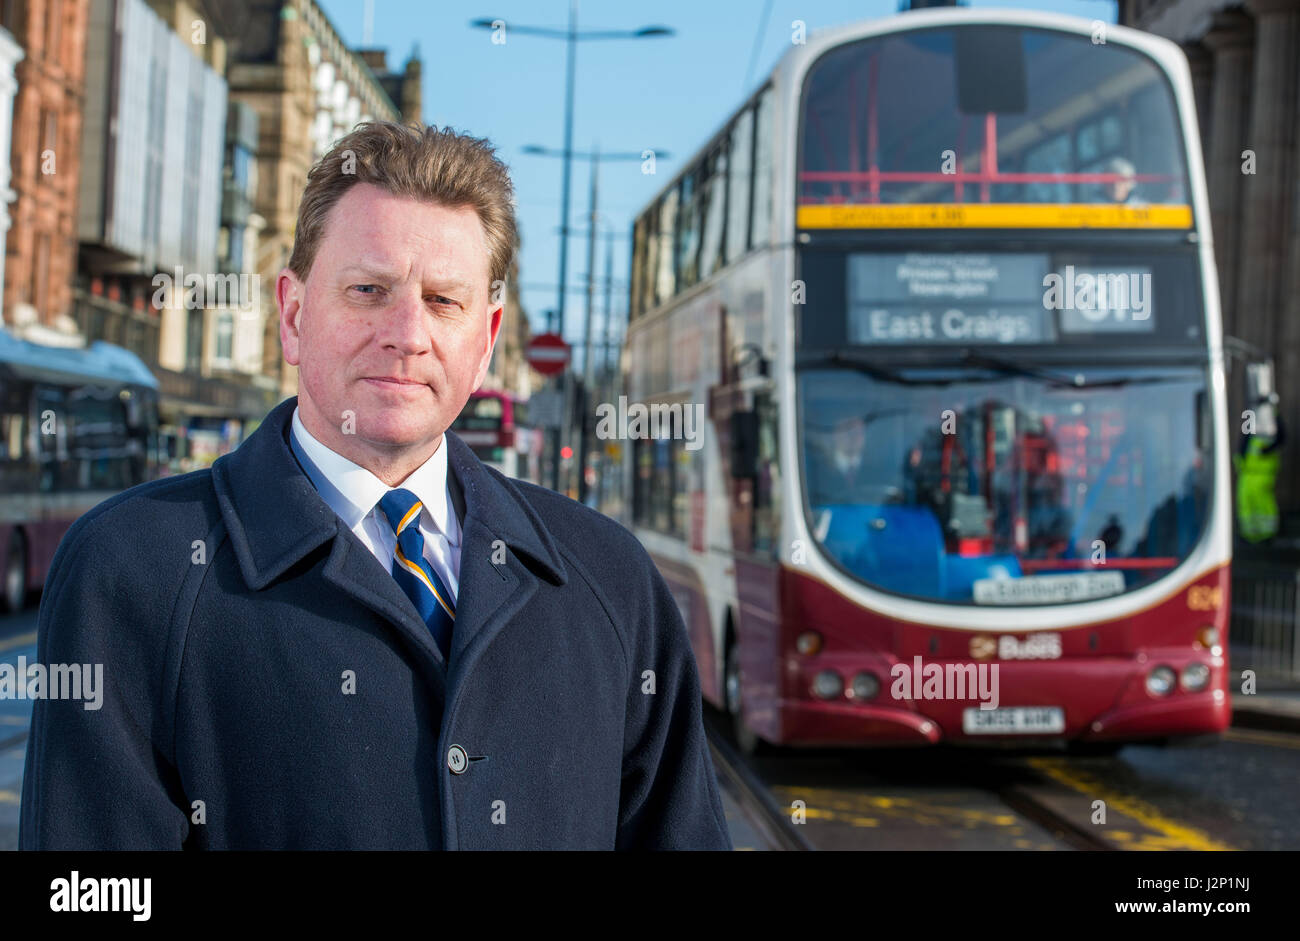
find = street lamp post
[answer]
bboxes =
[522,145,666,503]
[471,10,672,495]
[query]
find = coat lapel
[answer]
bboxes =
[442,430,567,684]
[321,527,450,688]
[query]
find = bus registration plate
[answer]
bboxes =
[962,707,1065,735]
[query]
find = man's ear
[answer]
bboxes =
[277,267,305,366]
[472,304,504,390]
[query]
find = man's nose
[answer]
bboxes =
[378,287,431,355]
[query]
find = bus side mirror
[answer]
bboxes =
[729,410,759,479]
[1245,360,1278,437]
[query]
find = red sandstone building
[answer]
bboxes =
[2,0,88,345]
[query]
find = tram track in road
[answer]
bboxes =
[705,717,813,851]
[994,779,1113,851]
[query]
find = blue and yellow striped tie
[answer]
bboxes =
[378,488,456,658]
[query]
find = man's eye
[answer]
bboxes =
[428,295,459,307]
[352,284,382,295]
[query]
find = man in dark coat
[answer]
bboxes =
[19,122,732,850]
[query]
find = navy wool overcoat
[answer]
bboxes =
[19,397,732,850]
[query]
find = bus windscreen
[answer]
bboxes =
[797,363,1210,605]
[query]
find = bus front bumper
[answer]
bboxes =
[765,651,1230,746]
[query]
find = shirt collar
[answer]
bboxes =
[290,406,460,545]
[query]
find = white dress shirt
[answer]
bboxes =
[290,406,461,601]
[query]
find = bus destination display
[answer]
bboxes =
[847,252,1156,344]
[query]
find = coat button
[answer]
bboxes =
[447,743,469,774]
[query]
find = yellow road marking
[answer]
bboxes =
[1224,728,1300,750]
[1028,757,1234,851]
[0,790,18,804]
[774,785,1018,829]
[0,632,36,654]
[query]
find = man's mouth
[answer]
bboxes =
[363,376,428,390]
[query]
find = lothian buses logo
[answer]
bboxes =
[970,634,1063,660]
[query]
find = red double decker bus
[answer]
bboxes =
[620,9,1229,753]
[450,389,543,484]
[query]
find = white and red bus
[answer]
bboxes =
[450,389,543,484]
[620,8,1230,751]
[0,331,161,611]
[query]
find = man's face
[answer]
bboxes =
[278,183,502,476]
[1108,176,1135,202]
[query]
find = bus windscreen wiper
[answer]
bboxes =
[795,350,935,385]
[959,349,1080,385]
[963,350,1203,390]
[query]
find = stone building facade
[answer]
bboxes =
[0,23,22,315]
[226,0,416,398]
[1,0,89,346]
[1121,0,1300,521]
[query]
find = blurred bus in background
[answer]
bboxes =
[451,389,543,484]
[0,331,161,611]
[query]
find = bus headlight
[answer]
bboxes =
[812,670,843,700]
[796,631,823,655]
[849,672,880,701]
[1146,666,1177,697]
[1181,662,1211,692]
[1196,626,1220,654]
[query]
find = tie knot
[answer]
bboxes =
[378,488,423,536]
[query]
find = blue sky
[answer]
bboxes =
[318,0,1117,373]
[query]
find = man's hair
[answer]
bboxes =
[288,121,518,290]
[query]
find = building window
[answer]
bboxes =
[0,0,24,34]
[143,58,166,254]
[215,310,234,364]
[33,234,50,317]
[124,317,142,357]
[181,83,203,265]
[88,303,105,343]
[227,225,244,272]
[186,308,203,373]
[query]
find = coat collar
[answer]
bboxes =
[211,397,567,672]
